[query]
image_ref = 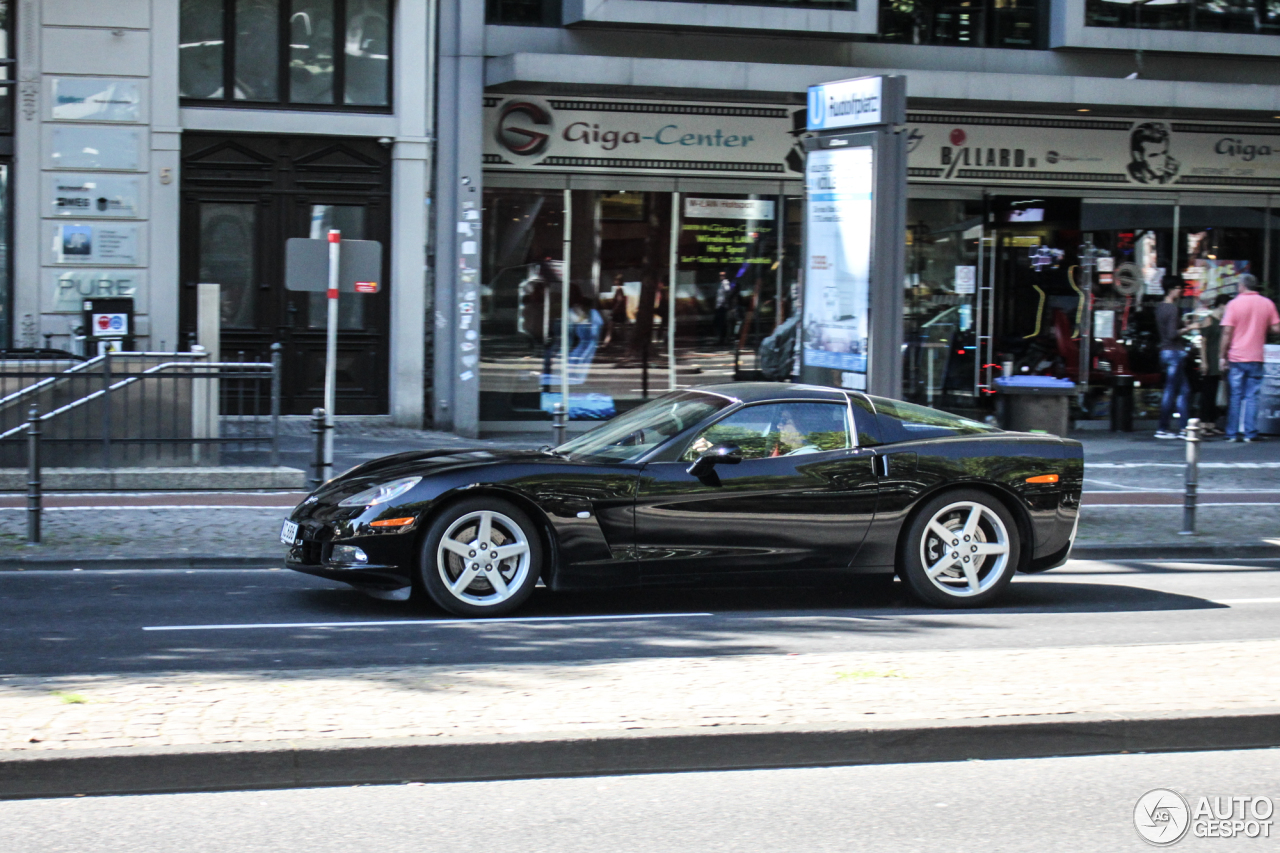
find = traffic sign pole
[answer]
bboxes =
[324,229,340,482]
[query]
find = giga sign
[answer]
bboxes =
[484,96,805,177]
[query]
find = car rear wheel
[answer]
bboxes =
[899,489,1019,608]
[419,498,543,617]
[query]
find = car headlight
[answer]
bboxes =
[337,476,422,508]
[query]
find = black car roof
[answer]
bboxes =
[692,382,852,404]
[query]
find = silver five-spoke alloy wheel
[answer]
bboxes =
[436,510,532,607]
[919,500,1011,598]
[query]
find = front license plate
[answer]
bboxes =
[280,520,299,546]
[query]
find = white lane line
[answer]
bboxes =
[143,613,715,631]
[0,506,294,512]
[1089,462,1280,469]
[1082,502,1280,508]
[1216,596,1280,604]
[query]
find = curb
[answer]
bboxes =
[3,711,1278,799]
[0,555,283,571]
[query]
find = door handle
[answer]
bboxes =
[873,453,891,478]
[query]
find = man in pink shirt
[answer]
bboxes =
[1219,274,1280,442]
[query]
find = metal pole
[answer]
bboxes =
[309,407,326,489]
[552,401,566,447]
[27,404,40,545]
[1180,417,1200,535]
[102,348,112,469]
[270,342,282,468]
[561,189,572,420]
[668,191,679,391]
[324,229,340,482]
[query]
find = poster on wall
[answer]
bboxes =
[48,222,140,265]
[48,269,143,313]
[45,174,142,218]
[49,78,143,122]
[803,145,874,389]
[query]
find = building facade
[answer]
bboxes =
[5,2,1280,434]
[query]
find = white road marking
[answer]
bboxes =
[0,506,293,512]
[1089,462,1280,469]
[1212,597,1280,605]
[143,613,715,631]
[1082,502,1280,508]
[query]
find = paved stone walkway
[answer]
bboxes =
[0,502,1275,562]
[2,639,1276,752]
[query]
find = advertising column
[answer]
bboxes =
[801,76,907,398]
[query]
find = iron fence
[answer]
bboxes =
[0,346,281,469]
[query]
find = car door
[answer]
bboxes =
[632,400,879,580]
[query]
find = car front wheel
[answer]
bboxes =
[899,489,1019,608]
[419,498,543,617]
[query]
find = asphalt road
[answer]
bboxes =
[2,557,1278,677]
[3,748,1277,852]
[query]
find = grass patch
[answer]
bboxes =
[835,669,904,681]
[51,691,88,704]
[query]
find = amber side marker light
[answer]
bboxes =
[1025,474,1059,484]
[370,517,416,528]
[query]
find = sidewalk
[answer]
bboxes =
[3,639,1278,796]
[0,422,1278,563]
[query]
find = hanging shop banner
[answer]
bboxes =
[49,78,143,122]
[48,269,143,313]
[485,96,807,178]
[906,112,1280,192]
[45,174,143,218]
[46,222,141,266]
[802,144,875,387]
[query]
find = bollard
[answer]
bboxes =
[1110,375,1134,433]
[269,342,282,468]
[27,405,41,545]
[308,408,326,489]
[552,401,567,448]
[1180,417,1200,535]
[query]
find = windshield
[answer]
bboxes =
[557,391,733,463]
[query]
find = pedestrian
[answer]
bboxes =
[714,271,735,344]
[1154,275,1191,439]
[1187,293,1230,435]
[1220,273,1280,442]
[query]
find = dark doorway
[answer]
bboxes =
[180,134,392,414]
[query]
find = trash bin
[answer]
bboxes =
[994,376,1076,436]
[1110,375,1134,433]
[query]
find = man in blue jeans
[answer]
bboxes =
[1220,274,1280,442]
[1154,276,1190,439]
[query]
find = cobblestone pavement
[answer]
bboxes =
[0,501,1275,562]
[1,639,1275,752]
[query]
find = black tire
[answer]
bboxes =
[419,497,544,617]
[899,489,1020,609]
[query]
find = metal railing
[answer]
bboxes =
[0,345,282,470]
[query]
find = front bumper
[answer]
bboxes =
[284,512,420,589]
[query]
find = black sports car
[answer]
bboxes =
[283,383,1083,615]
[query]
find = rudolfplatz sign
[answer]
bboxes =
[907,112,1280,191]
[484,96,806,178]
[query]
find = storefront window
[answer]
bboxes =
[903,199,984,411]
[1086,0,1280,35]
[485,0,857,24]
[481,186,799,425]
[879,0,1046,49]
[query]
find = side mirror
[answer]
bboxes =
[686,444,743,478]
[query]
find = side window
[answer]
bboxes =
[681,402,851,461]
[871,397,998,444]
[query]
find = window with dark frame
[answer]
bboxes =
[0,0,13,133]
[180,0,392,109]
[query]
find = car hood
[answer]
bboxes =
[311,447,557,501]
